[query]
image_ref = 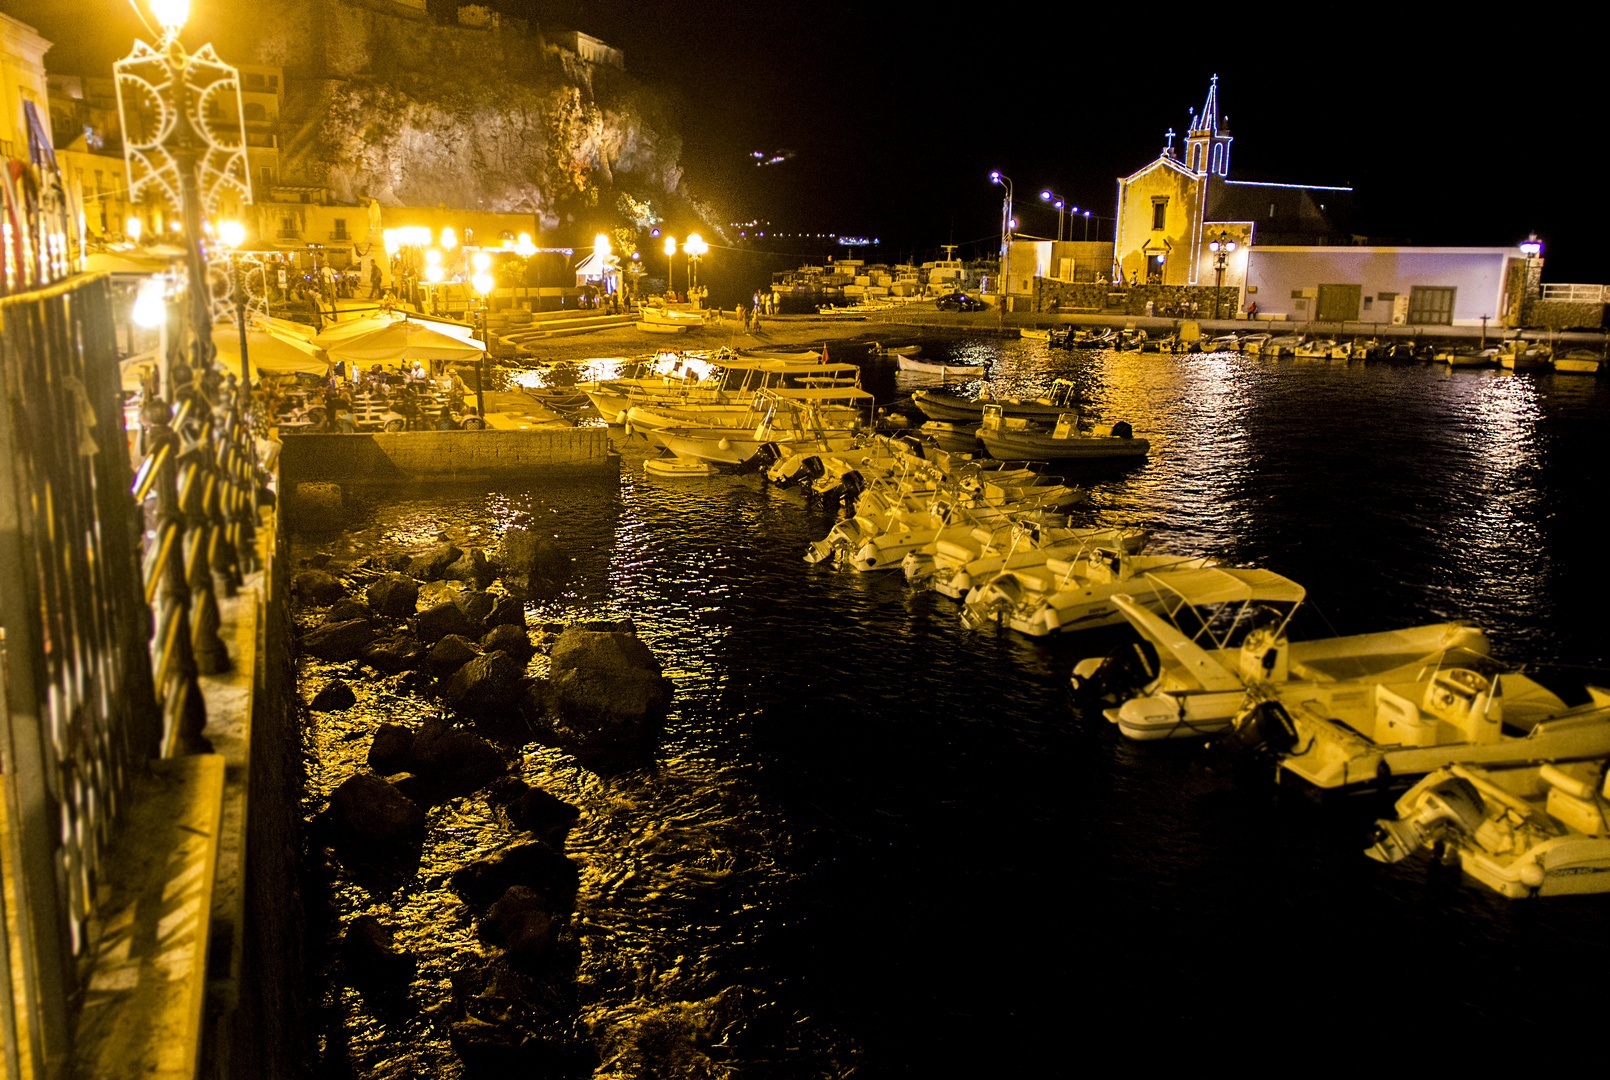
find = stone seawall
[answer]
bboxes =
[279,428,616,485]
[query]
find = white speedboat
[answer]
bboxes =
[638,303,704,333]
[1366,761,1610,897]
[964,548,1214,636]
[1227,668,1610,791]
[1071,567,1493,742]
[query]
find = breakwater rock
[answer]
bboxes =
[292,529,673,1075]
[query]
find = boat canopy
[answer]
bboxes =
[767,386,874,401]
[1146,567,1305,608]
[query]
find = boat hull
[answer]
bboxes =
[980,429,1149,461]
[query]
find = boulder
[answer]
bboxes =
[540,628,671,765]
[445,548,497,589]
[481,624,535,664]
[453,589,497,632]
[325,598,373,624]
[410,717,508,795]
[407,544,463,582]
[415,601,473,644]
[302,618,378,661]
[326,773,425,853]
[549,629,661,677]
[429,634,480,676]
[492,780,580,844]
[368,722,416,773]
[450,841,580,910]
[498,529,573,595]
[484,595,526,630]
[291,483,342,528]
[309,679,358,712]
[480,886,555,969]
[366,574,421,618]
[384,552,413,572]
[292,569,346,606]
[361,633,428,673]
[443,650,527,712]
[340,914,416,990]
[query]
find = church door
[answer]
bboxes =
[1147,254,1166,284]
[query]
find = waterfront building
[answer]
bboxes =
[1034,75,1539,328]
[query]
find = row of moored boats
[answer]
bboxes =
[779,432,1610,900]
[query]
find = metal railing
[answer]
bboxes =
[1540,283,1607,303]
[0,271,262,1077]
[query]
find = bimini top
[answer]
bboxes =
[1146,567,1306,608]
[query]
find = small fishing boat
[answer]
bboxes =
[1366,761,1610,897]
[869,342,922,356]
[1554,348,1604,374]
[1261,334,1303,357]
[897,354,989,379]
[977,404,1148,463]
[1499,341,1552,371]
[1202,334,1241,353]
[1018,328,1053,341]
[644,452,715,477]
[1438,346,1500,368]
[1062,327,1116,349]
[638,303,704,334]
[1293,339,1337,359]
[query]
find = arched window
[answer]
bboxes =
[244,102,267,122]
[1211,143,1224,176]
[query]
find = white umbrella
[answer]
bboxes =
[213,325,331,377]
[320,318,486,365]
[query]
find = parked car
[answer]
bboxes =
[936,292,987,312]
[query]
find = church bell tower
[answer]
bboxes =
[1183,74,1233,178]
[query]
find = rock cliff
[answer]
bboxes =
[223,0,694,234]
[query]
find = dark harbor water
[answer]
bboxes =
[294,339,1610,1077]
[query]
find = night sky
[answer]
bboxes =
[8,0,1599,279]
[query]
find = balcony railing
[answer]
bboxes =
[1540,283,1607,303]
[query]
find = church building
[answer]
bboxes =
[1105,76,1529,328]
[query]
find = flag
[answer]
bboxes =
[821,343,828,365]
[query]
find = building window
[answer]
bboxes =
[1408,286,1456,325]
[334,219,348,240]
[1211,143,1224,176]
[245,72,265,89]
[1152,200,1167,231]
[1268,203,1276,218]
[260,166,273,191]
[245,102,266,122]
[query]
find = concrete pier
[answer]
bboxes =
[278,427,616,485]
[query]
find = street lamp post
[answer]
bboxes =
[1208,230,1237,321]
[663,234,679,299]
[1082,210,1091,242]
[990,172,1013,309]
[471,251,493,423]
[684,233,707,306]
[1039,190,1078,243]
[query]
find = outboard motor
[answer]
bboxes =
[1069,640,1161,703]
[1365,777,1486,864]
[827,470,865,511]
[745,442,783,474]
[1204,697,1301,776]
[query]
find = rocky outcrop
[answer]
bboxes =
[443,650,527,713]
[536,628,672,766]
[325,773,426,857]
[302,618,378,660]
[366,574,420,618]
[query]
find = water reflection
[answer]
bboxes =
[297,337,1610,1078]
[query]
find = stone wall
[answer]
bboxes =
[1529,299,1606,331]
[1034,277,1241,318]
[279,428,616,488]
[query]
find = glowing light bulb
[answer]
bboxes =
[133,278,165,328]
[472,271,494,295]
[219,220,245,247]
[149,0,188,34]
[471,251,491,272]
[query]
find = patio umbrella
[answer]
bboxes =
[213,325,332,377]
[319,317,486,366]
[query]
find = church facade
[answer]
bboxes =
[1102,77,1529,327]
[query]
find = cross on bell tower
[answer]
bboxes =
[1162,128,1177,158]
[1184,74,1234,177]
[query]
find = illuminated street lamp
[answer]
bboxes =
[990,171,1013,303]
[1208,229,1238,320]
[683,233,707,304]
[1040,189,1077,243]
[663,234,678,296]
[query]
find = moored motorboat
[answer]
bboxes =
[963,547,1214,636]
[911,379,1080,424]
[1365,761,1610,897]
[1499,341,1552,371]
[976,404,1149,463]
[1229,666,1610,791]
